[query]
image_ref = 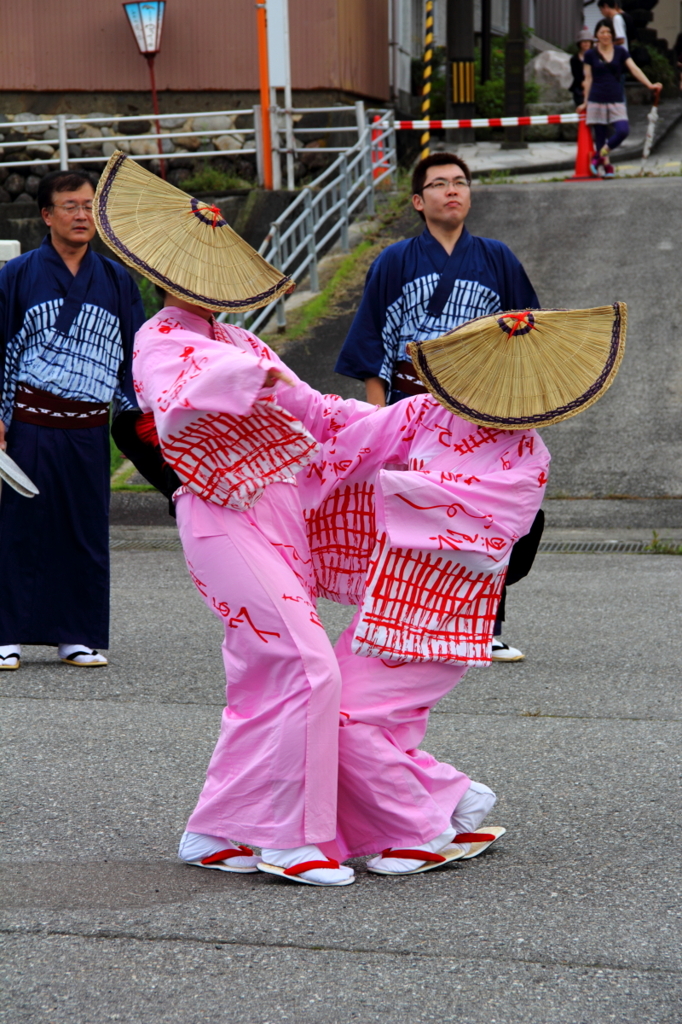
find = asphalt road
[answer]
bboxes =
[3,176,682,1022]
[1,549,680,1023]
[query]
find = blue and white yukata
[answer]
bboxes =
[335,226,539,405]
[0,236,144,648]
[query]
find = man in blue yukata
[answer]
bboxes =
[335,152,543,661]
[0,170,144,670]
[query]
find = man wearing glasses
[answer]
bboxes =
[0,170,144,670]
[335,152,540,661]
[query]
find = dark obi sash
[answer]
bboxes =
[13,383,109,429]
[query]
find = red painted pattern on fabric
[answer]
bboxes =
[159,404,317,509]
[538,470,548,488]
[304,482,377,603]
[355,536,505,662]
[228,606,281,643]
[453,427,506,456]
[394,494,494,526]
[157,354,209,412]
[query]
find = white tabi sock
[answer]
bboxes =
[58,644,107,665]
[367,826,458,874]
[261,844,354,885]
[446,780,497,855]
[0,644,21,668]
[178,831,261,869]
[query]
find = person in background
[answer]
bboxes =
[597,0,629,47]
[579,18,662,178]
[334,153,542,662]
[0,170,144,670]
[570,29,594,108]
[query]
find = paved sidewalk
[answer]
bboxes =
[1,545,680,1023]
[426,97,682,178]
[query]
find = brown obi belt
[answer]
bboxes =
[13,383,109,429]
[391,359,428,397]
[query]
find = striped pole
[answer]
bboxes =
[421,0,434,160]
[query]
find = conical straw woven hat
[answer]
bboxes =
[94,151,292,312]
[407,304,626,430]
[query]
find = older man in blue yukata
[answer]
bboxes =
[0,169,144,670]
[335,152,544,662]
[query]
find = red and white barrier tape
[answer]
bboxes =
[396,113,580,130]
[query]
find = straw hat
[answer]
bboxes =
[94,151,292,312]
[406,304,626,430]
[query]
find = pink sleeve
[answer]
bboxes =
[134,322,276,436]
[230,329,379,444]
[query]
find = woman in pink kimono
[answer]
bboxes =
[95,150,549,886]
[132,296,549,886]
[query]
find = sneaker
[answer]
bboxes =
[603,162,615,178]
[599,144,610,160]
[589,155,602,177]
[491,639,524,662]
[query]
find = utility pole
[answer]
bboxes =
[503,0,527,149]
[446,0,475,145]
[480,0,491,84]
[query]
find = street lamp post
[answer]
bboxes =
[122,1,167,178]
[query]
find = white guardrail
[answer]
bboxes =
[0,109,259,171]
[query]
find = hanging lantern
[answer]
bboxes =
[122,2,166,56]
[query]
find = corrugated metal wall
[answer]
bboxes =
[0,0,389,99]
[535,0,583,48]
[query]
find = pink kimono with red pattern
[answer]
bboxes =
[133,308,549,858]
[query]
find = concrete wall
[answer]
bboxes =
[651,0,682,48]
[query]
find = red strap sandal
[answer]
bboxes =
[200,844,254,865]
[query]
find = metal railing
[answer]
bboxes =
[223,104,397,335]
[0,101,397,336]
[0,109,258,171]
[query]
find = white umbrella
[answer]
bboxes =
[0,448,39,497]
[640,92,661,171]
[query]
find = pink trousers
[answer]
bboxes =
[177,488,470,857]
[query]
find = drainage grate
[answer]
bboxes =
[538,540,645,553]
[111,538,182,551]
[110,538,652,554]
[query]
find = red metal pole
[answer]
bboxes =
[255,2,273,189]
[145,54,166,180]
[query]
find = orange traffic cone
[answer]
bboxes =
[566,113,597,181]
[371,115,390,182]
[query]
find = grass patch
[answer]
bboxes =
[643,531,682,555]
[139,277,164,320]
[272,239,375,343]
[180,166,253,194]
[111,482,155,492]
[265,182,412,346]
[477,169,515,185]
[110,432,125,476]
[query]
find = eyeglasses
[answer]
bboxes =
[421,177,471,192]
[50,202,94,215]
